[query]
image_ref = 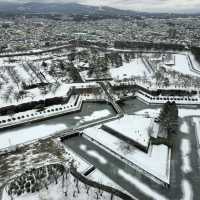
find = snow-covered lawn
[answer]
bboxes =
[174,54,193,75]
[109,58,151,80]
[179,108,200,118]
[83,126,171,183]
[118,169,168,200]
[0,123,67,150]
[165,54,199,77]
[103,115,157,148]
[181,179,193,200]
[180,139,192,173]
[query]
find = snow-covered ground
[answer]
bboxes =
[0,139,70,188]
[64,146,92,174]
[103,115,156,148]
[0,82,98,108]
[83,126,170,183]
[109,58,152,80]
[0,123,68,150]
[2,173,123,200]
[179,109,200,118]
[165,54,200,77]
[180,139,192,173]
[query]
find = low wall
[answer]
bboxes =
[0,96,82,130]
[111,83,197,97]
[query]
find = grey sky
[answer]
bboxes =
[3,0,200,13]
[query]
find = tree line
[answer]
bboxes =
[114,41,186,51]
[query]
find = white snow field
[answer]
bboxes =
[103,115,158,149]
[0,123,67,150]
[165,54,200,77]
[180,139,192,174]
[2,173,123,200]
[83,126,171,184]
[109,58,151,80]
[173,54,193,75]
[64,146,92,174]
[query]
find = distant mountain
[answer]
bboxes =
[0,2,198,17]
[0,2,139,16]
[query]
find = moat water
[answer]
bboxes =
[0,102,116,149]
[64,98,200,200]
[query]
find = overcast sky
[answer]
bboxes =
[4,0,200,13]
